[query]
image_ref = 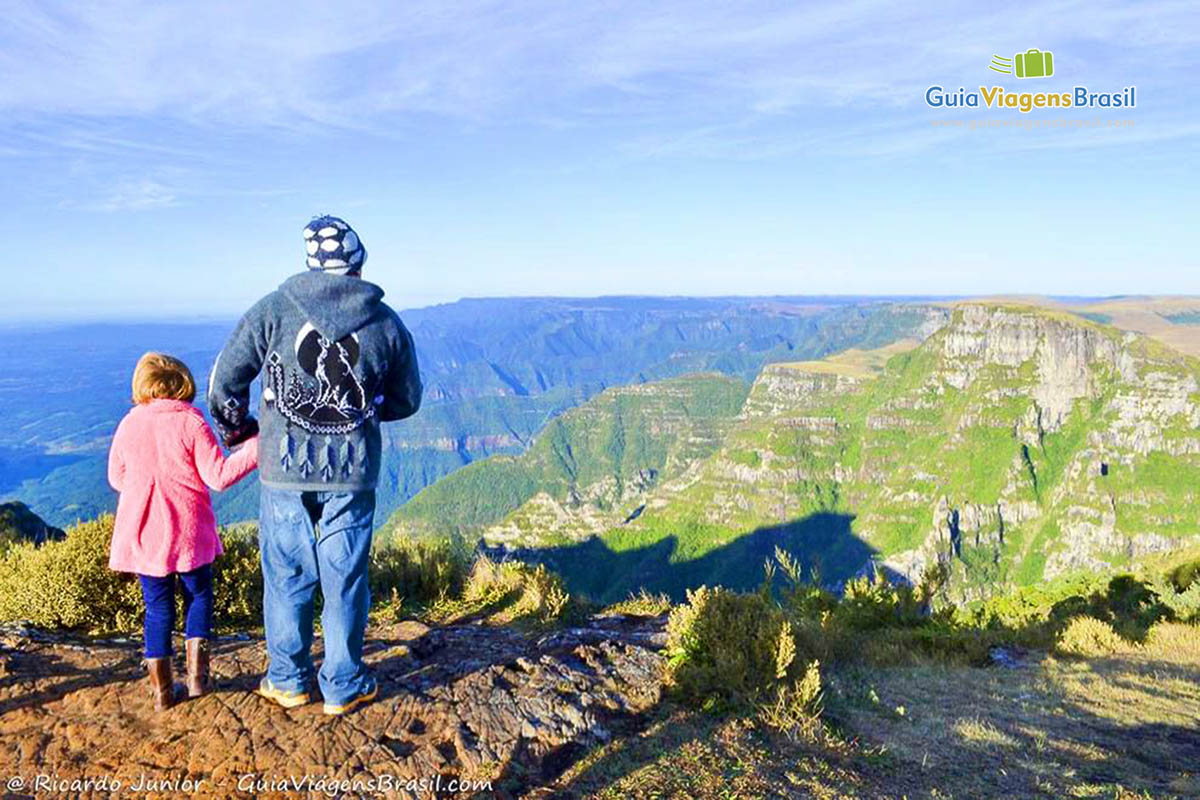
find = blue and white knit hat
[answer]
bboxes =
[303,215,367,272]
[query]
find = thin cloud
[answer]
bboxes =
[1,0,1196,163]
[69,178,177,212]
[3,1,1196,124]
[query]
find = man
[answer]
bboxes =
[209,215,422,716]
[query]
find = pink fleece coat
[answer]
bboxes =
[107,399,258,577]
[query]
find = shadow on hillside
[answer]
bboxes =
[530,652,1200,799]
[483,511,876,604]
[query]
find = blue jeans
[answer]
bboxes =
[138,564,214,659]
[258,487,376,706]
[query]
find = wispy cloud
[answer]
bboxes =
[1,0,1197,174]
[68,178,177,212]
[3,1,1196,126]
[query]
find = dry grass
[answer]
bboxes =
[543,704,879,800]
[543,621,1200,799]
[598,588,673,617]
[428,555,575,627]
[832,621,1200,798]
[778,339,921,378]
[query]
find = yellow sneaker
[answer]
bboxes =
[256,678,310,709]
[323,679,378,716]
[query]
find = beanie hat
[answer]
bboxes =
[303,215,367,272]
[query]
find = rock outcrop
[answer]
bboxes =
[0,614,667,799]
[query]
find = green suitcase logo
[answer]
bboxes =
[1015,48,1053,78]
[989,49,1055,79]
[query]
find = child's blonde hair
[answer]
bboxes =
[132,352,196,404]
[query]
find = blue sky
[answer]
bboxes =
[2,1,1198,319]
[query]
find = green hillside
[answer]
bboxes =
[383,304,1200,604]
[380,373,750,544]
[3,300,942,529]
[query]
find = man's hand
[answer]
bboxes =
[223,417,260,449]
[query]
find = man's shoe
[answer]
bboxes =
[323,679,378,716]
[256,678,310,709]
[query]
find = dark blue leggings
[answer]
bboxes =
[138,564,214,659]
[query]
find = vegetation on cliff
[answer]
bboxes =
[384,303,1200,604]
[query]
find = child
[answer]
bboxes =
[107,353,259,711]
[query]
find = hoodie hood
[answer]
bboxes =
[280,271,385,341]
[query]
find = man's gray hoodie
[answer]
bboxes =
[209,271,422,492]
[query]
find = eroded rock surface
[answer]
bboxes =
[0,615,667,798]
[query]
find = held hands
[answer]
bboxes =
[222,417,259,449]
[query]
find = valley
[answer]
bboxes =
[385,302,1200,603]
[0,296,938,528]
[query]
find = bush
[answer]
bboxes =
[1167,559,1200,593]
[0,515,142,631]
[1151,577,1200,623]
[599,588,672,618]
[1056,615,1126,657]
[370,534,471,613]
[835,569,930,631]
[0,515,265,634]
[961,571,1177,649]
[0,515,472,635]
[759,659,823,738]
[665,584,810,707]
[212,524,264,629]
[431,555,574,627]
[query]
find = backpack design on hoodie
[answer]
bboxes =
[264,323,376,436]
[209,271,422,493]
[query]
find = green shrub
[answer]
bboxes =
[759,659,823,738]
[0,515,142,631]
[0,515,264,633]
[599,588,672,617]
[1151,577,1200,623]
[431,556,574,627]
[769,547,837,620]
[665,584,809,707]
[0,515,472,634]
[962,571,1176,647]
[1101,574,1172,635]
[370,534,471,612]
[1056,615,1127,657]
[1167,559,1200,593]
[211,524,264,629]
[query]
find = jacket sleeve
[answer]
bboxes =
[190,417,259,491]
[209,296,272,446]
[107,421,126,492]
[379,313,423,422]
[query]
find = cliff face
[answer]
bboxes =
[636,304,1200,599]
[385,304,1200,602]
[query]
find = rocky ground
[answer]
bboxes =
[0,615,667,799]
[4,616,1200,799]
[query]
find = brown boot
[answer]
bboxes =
[147,657,176,711]
[185,637,211,698]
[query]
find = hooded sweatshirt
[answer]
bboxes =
[208,271,422,492]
